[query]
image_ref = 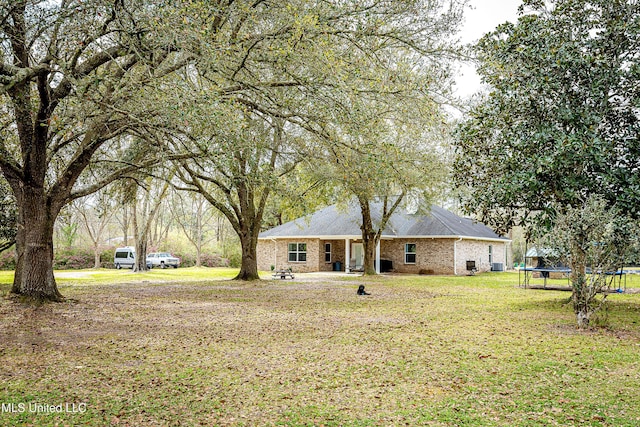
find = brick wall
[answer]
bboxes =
[256,238,321,273]
[257,238,348,272]
[380,238,455,274]
[456,240,508,274]
[319,240,346,271]
[258,237,508,275]
[256,240,276,271]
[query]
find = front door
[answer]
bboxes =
[351,243,364,270]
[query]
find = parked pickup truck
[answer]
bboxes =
[146,252,180,268]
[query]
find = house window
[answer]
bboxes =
[489,245,493,265]
[405,243,416,264]
[324,243,331,263]
[288,243,307,262]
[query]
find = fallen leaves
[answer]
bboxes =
[0,274,639,426]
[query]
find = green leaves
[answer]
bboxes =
[455,0,640,327]
[454,0,640,235]
[536,195,639,327]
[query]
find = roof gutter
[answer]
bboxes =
[259,235,511,243]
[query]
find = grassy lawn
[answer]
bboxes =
[0,266,241,287]
[1,270,639,426]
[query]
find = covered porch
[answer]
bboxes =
[321,238,385,274]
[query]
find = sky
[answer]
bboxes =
[455,0,523,98]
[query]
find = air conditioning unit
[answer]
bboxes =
[491,263,504,272]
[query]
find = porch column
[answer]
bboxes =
[345,238,350,273]
[375,239,381,274]
[453,237,463,275]
[453,238,457,275]
[273,239,278,270]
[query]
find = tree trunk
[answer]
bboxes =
[93,243,101,269]
[195,201,202,267]
[569,245,590,328]
[217,216,224,244]
[122,208,129,246]
[359,199,378,276]
[357,195,403,276]
[195,243,202,268]
[235,230,260,280]
[131,202,150,272]
[362,231,378,276]
[131,177,172,272]
[11,188,63,302]
[133,238,148,272]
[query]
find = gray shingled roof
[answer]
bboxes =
[259,201,507,241]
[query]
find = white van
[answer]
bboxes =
[114,247,136,269]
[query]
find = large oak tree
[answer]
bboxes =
[165,0,465,280]
[312,93,451,275]
[171,105,301,281]
[0,0,192,301]
[286,114,450,277]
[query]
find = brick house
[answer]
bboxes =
[257,203,510,275]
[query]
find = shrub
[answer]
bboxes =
[0,250,16,270]
[100,247,117,268]
[2,247,98,270]
[200,253,230,268]
[54,247,94,270]
[176,252,195,267]
[225,251,241,268]
[171,252,230,268]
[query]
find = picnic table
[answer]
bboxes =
[272,269,295,280]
